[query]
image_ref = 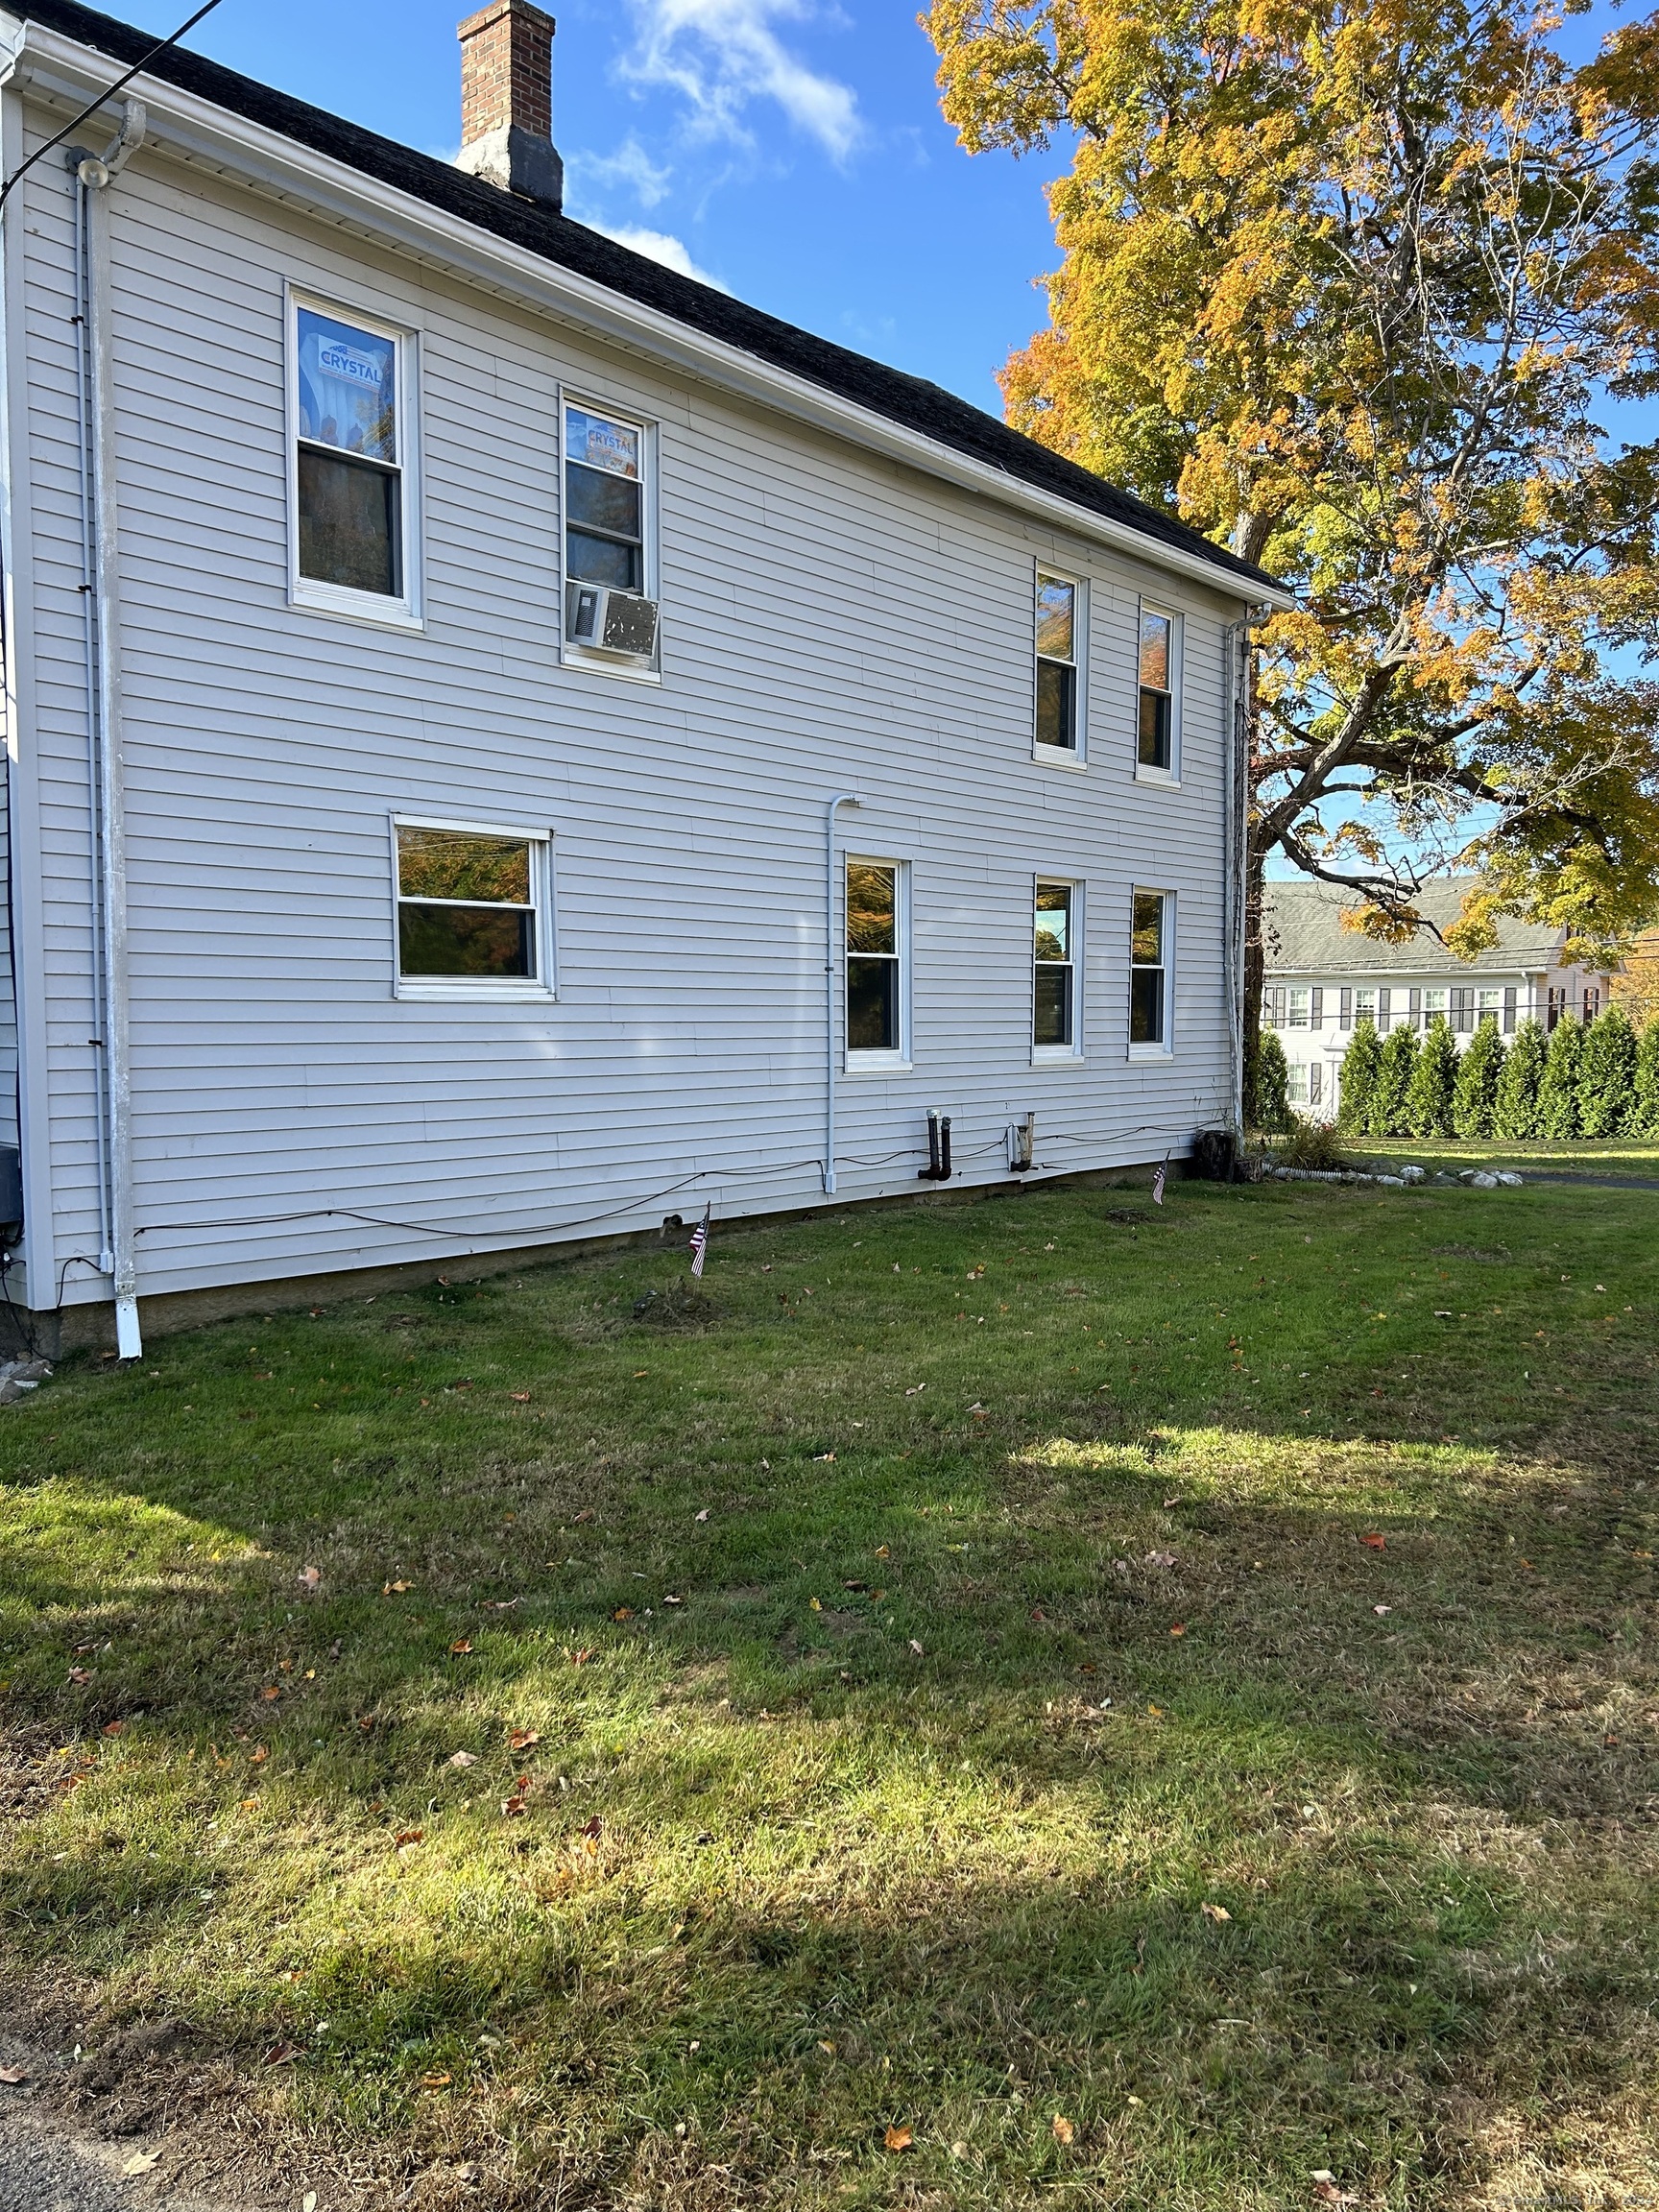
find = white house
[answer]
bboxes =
[0,0,1290,1354]
[1262,878,1617,1118]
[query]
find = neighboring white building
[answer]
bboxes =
[1262,878,1617,1118]
[0,1,1290,1351]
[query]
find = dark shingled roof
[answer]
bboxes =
[1264,877,1565,976]
[18,0,1286,600]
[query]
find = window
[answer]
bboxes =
[1130,890,1169,1048]
[846,860,903,1056]
[1287,1063,1310,1105]
[1478,988,1502,1024]
[1138,609,1176,772]
[1583,986,1600,1023]
[1547,985,1566,1031]
[564,401,645,594]
[1288,987,1310,1028]
[1035,574,1079,752]
[1355,986,1377,1026]
[1425,986,1448,1022]
[293,300,412,615]
[394,821,550,997]
[1034,881,1077,1049]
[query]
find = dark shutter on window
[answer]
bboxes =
[1408,987,1421,1028]
[1378,986,1391,1032]
[1266,987,1286,1028]
[1310,1062,1323,1106]
[1339,987,1353,1030]
[1503,986,1517,1032]
[1310,986,1323,1026]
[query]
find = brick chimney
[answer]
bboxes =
[456,1,563,211]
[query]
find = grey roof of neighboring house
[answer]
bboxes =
[1263,878,1565,977]
[21,0,1287,604]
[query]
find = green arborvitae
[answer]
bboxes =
[1494,1018,1546,1140]
[1407,1016,1459,1138]
[1453,1016,1505,1138]
[1538,1017,1585,1138]
[1337,1021,1382,1133]
[1255,1029,1290,1134]
[1367,1022,1419,1137]
[1577,1005,1639,1137]
[1636,1017,1659,1137]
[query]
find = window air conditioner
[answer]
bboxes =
[565,582,659,660]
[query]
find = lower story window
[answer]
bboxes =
[847,859,902,1054]
[1287,1062,1310,1105]
[1130,889,1169,1046]
[396,822,545,988]
[1034,880,1076,1047]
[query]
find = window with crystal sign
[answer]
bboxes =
[565,403,644,594]
[295,303,403,599]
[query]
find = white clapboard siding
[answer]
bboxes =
[5,108,1250,1310]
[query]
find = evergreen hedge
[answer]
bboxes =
[1255,1030,1290,1133]
[1577,1007,1638,1138]
[1493,1018,1546,1139]
[1338,1022,1382,1132]
[1537,1018,1585,1139]
[1407,1017,1459,1138]
[1453,1017,1505,1138]
[1368,1023,1419,1138]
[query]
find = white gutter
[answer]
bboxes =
[822,793,861,1194]
[70,105,146,1358]
[0,22,1297,613]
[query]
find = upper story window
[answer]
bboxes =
[1138,609,1177,773]
[1034,881,1077,1051]
[394,820,552,1000]
[1130,890,1170,1050]
[1035,573,1079,753]
[1288,986,1310,1028]
[846,860,905,1059]
[565,404,643,591]
[293,299,414,620]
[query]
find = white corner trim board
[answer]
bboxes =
[0,22,1297,614]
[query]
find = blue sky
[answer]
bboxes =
[117,0,1055,418]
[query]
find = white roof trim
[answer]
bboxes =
[0,21,1296,612]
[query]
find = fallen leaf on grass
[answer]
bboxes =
[581,1815,603,1839]
[812,1453,836,1462]
[1051,2115,1074,2145]
[68,1667,92,1685]
[101,1719,125,1736]
[421,2072,451,2090]
[259,1686,281,1701]
[297,1566,321,1591]
[1169,1623,1187,1637]
[1373,1604,1392,1617]
[1200,1902,1232,1922]
[502,1795,528,1818]
[809,1597,823,1613]
[263,2041,301,2066]
[250,1745,269,1765]
[446,1751,478,1769]
[694,1508,709,1523]
[883,2125,913,2152]
[908,1639,924,1656]
[1145,1551,1177,1569]
[509,1728,541,1750]
[875,1544,890,1559]
[569,1647,594,1666]
[612,1607,633,1623]
[383,1580,412,1595]
[123,2150,161,2176]
[0,2065,30,2085]
[509,1392,531,1404]
[572,1508,597,1525]
[395,1828,424,1847]
[1311,2174,1356,2206]
[1361,1533,1387,1551]
[449,1640,473,1655]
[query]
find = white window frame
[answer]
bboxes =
[1287,1062,1310,1105]
[559,389,661,683]
[1134,601,1182,784]
[390,814,556,1003]
[1032,876,1084,1063]
[287,287,421,632]
[1033,565,1088,767]
[1288,985,1310,1029]
[843,855,910,1070]
[1128,886,1174,1058]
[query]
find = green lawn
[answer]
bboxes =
[2,1179,1657,2210]
[1359,1134,1659,1181]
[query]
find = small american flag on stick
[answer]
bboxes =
[1152,1151,1169,1206]
[688,1203,711,1278]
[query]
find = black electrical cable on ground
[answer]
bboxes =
[0,0,225,213]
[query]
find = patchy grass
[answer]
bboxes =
[1361,1135,1659,1181]
[2,1179,1657,2210]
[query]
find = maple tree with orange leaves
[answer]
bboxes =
[926,0,1659,1113]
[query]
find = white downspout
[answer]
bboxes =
[822,791,861,1194]
[71,106,145,1358]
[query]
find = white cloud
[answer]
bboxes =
[570,134,674,210]
[594,224,732,290]
[623,0,861,162]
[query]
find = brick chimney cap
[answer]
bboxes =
[459,0,556,37]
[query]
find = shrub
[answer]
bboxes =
[1636,1018,1659,1138]
[1577,1006,1639,1138]
[1407,1015,1458,1138]
[1337,1021,1382,1133]
[1254,1030,1290,1134]
[1276,1117,1351,1170]
[1453,1016,1505,1139]
[1367,1022,1419,1137]
[1494,1018,1546,1140]
[1537,1017,1584,1139]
